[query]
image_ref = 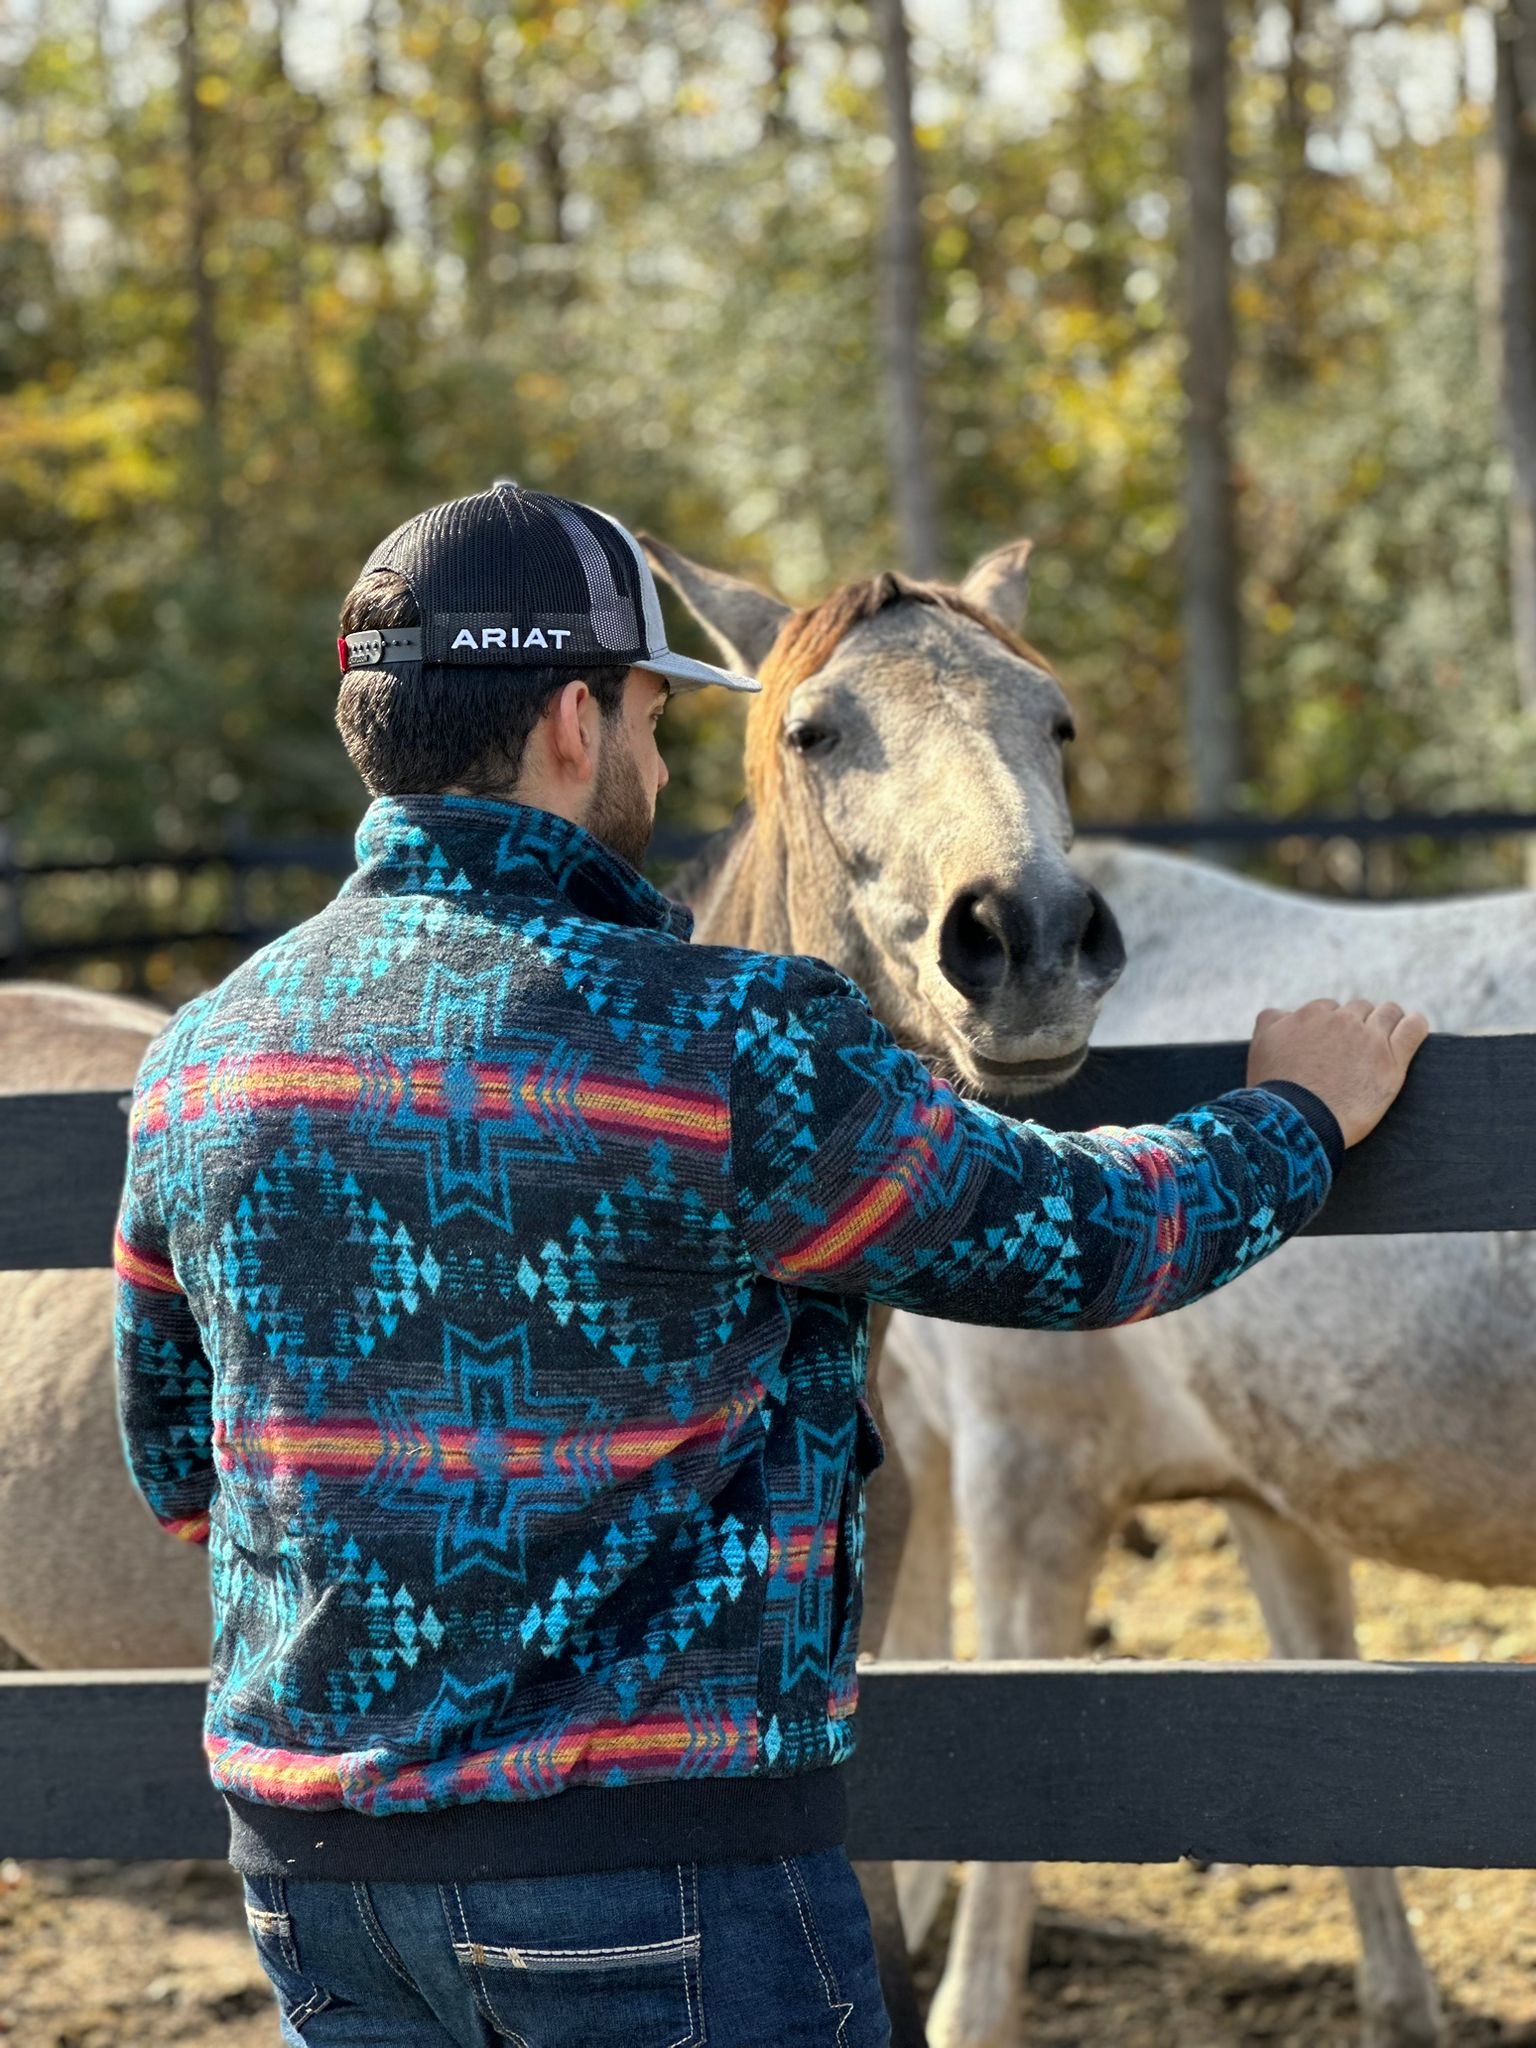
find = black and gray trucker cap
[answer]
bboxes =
[338,479,760,694]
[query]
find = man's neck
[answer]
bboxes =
[440,779,585,832]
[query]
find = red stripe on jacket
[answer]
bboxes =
[147,1053,729,1154]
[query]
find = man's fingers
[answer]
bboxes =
[1254,996,1425,1044]
[1389,1010,1430,1062]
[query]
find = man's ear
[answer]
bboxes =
[543,678,599,782]
[957,537,1033,634]
[635,534,793,676]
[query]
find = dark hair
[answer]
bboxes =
[335,568,627,796]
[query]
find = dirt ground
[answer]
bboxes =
[5,1500,1536,2046]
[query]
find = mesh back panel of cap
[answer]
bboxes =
[360,485,647,668]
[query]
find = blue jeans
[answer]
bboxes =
[241,1846,892,2047]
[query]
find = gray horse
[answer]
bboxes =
[650,539,1483,2048]
[642,538,1475,2048]
[877,826,1535,2048]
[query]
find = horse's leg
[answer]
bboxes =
[925,1428,1109,2048]
[871,1359,955,1957]
[1227,1501,1444,2048]
[853,1302,928,2048]
[859,1303,910,1656]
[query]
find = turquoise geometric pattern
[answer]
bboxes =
[112,791,1339,1828]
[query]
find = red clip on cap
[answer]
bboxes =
[337,636,350,674]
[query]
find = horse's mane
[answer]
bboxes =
[667,799,752,907]
[744,568,1051,802]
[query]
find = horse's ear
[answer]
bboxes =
[635,533,794,676]
[957,537,1033,634]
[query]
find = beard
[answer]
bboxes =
[585,728,656,870]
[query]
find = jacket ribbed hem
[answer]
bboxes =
[223,1766,849,1881]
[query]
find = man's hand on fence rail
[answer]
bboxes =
[1248,997,1431,1149]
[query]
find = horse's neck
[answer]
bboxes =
[682,805,876,989]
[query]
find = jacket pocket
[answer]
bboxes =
[444,1863,704,2048]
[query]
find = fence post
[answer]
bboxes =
[0,827,26,976]
[227,810,252,949]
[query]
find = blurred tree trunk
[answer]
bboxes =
[537,114,568,244]
[1267,0,1310,383]
[1182,0,1244,816]
[179,0,224,555]
[764,0,793,140]
[874,0,940,578]
[1495,0,1536,715]
[360,0,394,250]
[268,0,314,413]
[536,112,577,310]
[466,34,496,336]
[89,0,128,238]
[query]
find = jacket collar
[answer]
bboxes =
[339,793,695,941]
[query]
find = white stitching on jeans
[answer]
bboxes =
[780,1857,855,2046]
[676,1865,692,2043]
[448,1881,530,2048]
[351,1881,416,1989]
[449,1934,700,1965]
[691,1862,706,2047]
[244,1881,299,1973]
[666,1861,702,2048]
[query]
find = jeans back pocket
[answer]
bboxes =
[241,1874,336,2038]
[443,1862,704,2048]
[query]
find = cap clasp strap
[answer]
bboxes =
[338,627,423,672]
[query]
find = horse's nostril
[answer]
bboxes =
[939,892,1009,1000]
[1079,884,1126,986]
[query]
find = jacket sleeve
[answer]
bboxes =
[727,972,1343,1330]
[112,1048,215,1545]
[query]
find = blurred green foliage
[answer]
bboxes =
[1,0,1530,919]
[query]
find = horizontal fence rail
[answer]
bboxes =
[13,810,1536,886]
[5,1037,1535,1891]
[2,1033,1532,1272]
[3,1662,1535,1867]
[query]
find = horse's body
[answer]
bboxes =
[0,982,210,1668]
[879,841,1536,2048]
[1028,838,1536,1585]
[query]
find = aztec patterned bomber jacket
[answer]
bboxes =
[112,792,1342,1881]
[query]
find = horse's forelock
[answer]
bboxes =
[745,572,1053,802]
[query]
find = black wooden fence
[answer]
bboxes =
[3,1039,1535,2042]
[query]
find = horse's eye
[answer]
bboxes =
[785,723,837,756]
[1054,719,1076,745]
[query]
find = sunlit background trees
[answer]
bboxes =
[3,0,1535,988]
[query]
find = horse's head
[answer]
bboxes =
[638,533,1124,1096]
